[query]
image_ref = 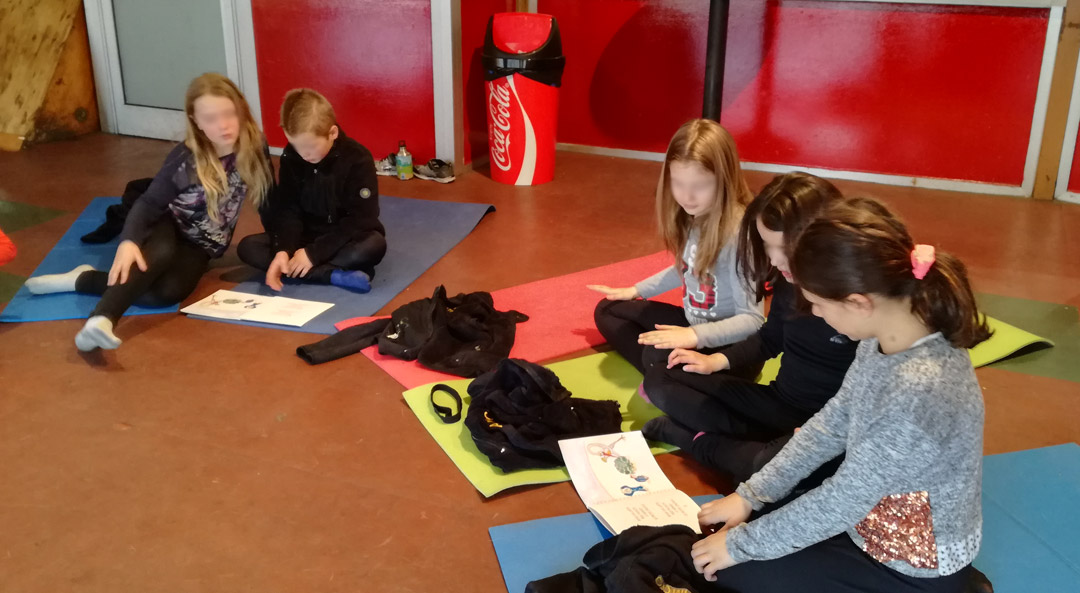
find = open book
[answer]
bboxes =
[181,289,333,327]
[558,431,702,535]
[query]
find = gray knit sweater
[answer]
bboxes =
[634,228,763,348]
[726,333,983,578]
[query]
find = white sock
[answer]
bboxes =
[74,315,122,352]
[26,264,96,295]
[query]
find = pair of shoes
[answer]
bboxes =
[375,153,397,176]
[414,159,455,183]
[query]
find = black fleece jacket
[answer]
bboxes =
[268,128,384,265]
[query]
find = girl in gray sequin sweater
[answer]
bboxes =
[690,197,993,592]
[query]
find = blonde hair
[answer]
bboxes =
[657,119,752,279]
[280,88,337,137]
[183,73,272,218]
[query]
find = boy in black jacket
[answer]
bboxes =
[238,88,386,293]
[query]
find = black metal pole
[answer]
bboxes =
[703,0,730,121]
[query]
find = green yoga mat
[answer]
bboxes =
[402,352,676,498]
[971,314,1055,368]
[402,314,1047,498]
[977,294,1076,383]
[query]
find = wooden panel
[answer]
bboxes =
[31,7,101,144]
[1033,0,1080,198]
[0,0,83,144]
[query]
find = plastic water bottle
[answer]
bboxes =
[396,140,413,180]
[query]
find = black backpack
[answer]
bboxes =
[432,358,623,472]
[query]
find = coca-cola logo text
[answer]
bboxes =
[488,80,513,172]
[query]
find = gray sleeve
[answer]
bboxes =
[690,245,764,348]
[726,404,940,564]
[634,265,682,299]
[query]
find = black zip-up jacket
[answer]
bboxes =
[722,277,859,413]
[268,129,383,265]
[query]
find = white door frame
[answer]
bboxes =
[83,0,263,141]
[1054,31,1080,204]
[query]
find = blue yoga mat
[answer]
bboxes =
[980,444,1080,593]
[490,444,1080,593]
[489,494,720,593]
[188,196,495,335]
[0,198,178,323]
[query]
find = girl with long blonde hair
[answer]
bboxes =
[589,119,763,378]
[27,73,273,351]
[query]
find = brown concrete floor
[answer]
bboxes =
[0,134,1077,592]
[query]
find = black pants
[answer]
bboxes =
[236,231,387,284]
[595,299,745,372]
[707,532,969,593]
[76,219,209,322]
[645,370,809,440]
[595,299,774,429]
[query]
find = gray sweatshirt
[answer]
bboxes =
[726,334,983,578]
[634,228,764,348]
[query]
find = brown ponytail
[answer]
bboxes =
[791,197,992,349]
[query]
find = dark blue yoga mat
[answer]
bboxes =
[0,198,178,323]
[490,444,1080,593]
[188,196,495,335]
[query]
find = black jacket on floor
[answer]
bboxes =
[268,128,384,265]
[526,525,711,593]
[296,286,528,378]
[80,177,153,244]
[463,359,622,472]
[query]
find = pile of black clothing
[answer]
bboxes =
[526,525,710,593]
[436,358,623,472]
[297,285,527,377]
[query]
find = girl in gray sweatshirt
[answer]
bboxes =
[690,197,992,593]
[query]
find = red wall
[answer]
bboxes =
[1069,131,1080,193]
[461,1,516,165]
[251,0,435,160]
[537,0,1048,185]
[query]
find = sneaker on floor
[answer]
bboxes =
[415,159,455,183]
[375,153,397,176]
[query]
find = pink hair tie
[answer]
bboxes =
[911,244,936,280]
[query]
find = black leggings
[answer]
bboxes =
[707,530,970,593]
[645,370,809,440]
[236,231,387,283]
[75,219,209,322]
[594,298,771,429]
[594,299,739,373]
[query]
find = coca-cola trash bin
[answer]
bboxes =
[483,13,566,185]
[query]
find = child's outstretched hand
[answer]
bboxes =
[287,248,314,278]
[697,493,752,529]
[691,530,736,581]
[668,349,729,374]
[587,285,639,301]
[266,251,290,291]
[638,325,698,349]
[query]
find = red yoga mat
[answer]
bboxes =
[335,252,682,388]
